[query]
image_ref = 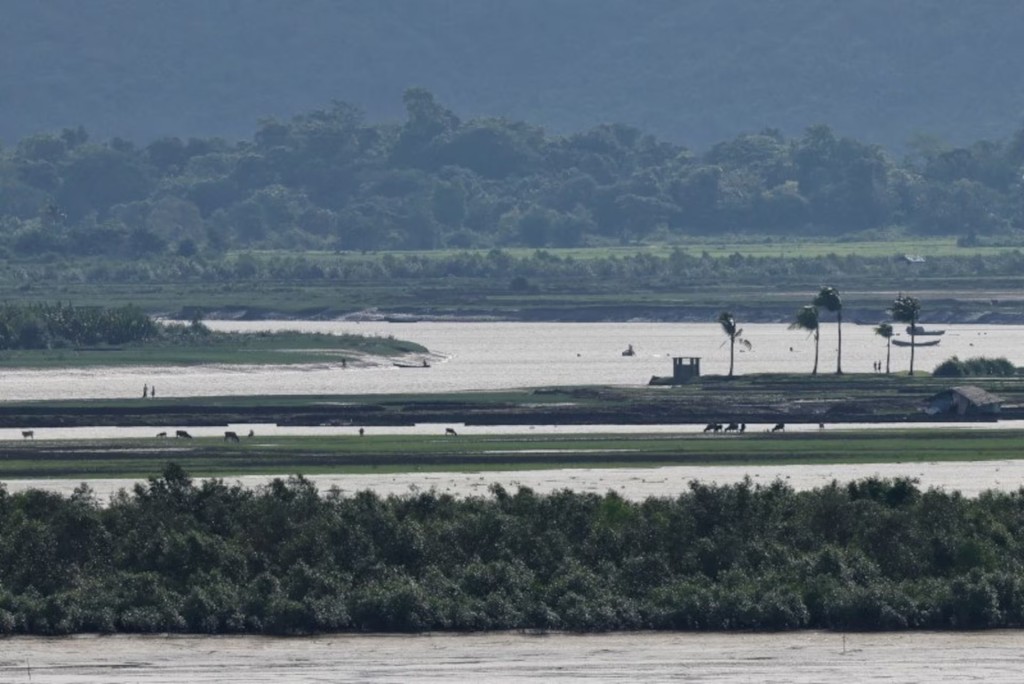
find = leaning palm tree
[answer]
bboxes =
[789,305,820,375]
[813,286,843,375]
[890,294,922,375]
[874,322,893,374]
[717,311,752,378]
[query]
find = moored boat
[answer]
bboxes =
[906,325,945,336]
[893,338,941,347]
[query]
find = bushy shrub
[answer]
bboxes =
[933,355,1016,377]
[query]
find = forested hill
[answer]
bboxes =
[2,91,1024,257]
[3,0,1024,150]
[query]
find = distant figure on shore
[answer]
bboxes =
[151,385,156,398]
[359,427,365,436]
[248,429,255,438]
[143,384,148,398]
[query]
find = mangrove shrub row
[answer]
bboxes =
[2,465,1024,634]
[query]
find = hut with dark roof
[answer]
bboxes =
[925,385,1003,417]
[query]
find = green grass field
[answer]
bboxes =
[0,331,427,368]
[1,428,1019,480]
[238,236,1020,261]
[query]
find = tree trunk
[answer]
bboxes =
[729,336,735,377]
[909,321,916,375]
[885,339,891,374]
[812,329,819,375]
[835,311,843,374]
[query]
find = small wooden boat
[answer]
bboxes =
[893,338,941,347]
[622,344,636,357]
[906,325,945,336]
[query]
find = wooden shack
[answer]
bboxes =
[925,385,1002,417]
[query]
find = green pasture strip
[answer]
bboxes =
[0,331,426,369]
[233,238,1019,261]
[1,429,1021,480]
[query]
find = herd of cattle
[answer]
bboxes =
[17,423,821,440]
[703,422,791,433]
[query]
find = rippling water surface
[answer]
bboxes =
[3,632,1024,683]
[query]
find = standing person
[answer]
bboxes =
[151,385,156,398]
[143,384,148,398]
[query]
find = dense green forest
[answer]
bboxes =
[2,466,1024,635]
[4,1,1024,149]
[2,90,1023,260]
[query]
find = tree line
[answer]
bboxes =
[0,302,158,350]
[2,466,1024,635]
[1,89,1023,259]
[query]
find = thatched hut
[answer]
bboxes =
[925,386,1002,417]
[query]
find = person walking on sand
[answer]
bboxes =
[151,385,156,398]
[143,384,148,398]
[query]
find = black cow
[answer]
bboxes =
[445,427,458,436]
[224,431,240,443]
[176,430,192,439]
[771,423,785,433]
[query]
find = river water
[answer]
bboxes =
[3,631,1024,683]
[0,321,1016,401]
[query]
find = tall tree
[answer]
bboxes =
[813,286,843,374]
[789,305,820,375]
[890,295,922,375]
[717,311,751,378]
[875,322,893,374]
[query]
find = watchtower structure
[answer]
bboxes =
[672,356,701,382]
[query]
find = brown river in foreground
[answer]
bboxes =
[3,631,1024,683]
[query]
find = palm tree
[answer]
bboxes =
[717,311,751,377]
[890,294,922,375]
[813,286,843,374]
[789,305,820,375]
[874,322,893,374]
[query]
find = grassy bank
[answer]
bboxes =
[0,428,1021,479]
[0,331,427,368]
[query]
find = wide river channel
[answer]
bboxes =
[0,320,1019,400]
[3,321,1024,681]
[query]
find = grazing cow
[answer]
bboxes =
[818,423,825,430]
[175,430,192,439]
[725,422,739,432]
[21,430,34,439]
[740,423,746,433]
[224,431,240,443]
[702,423,716,433]
[445,427,458,437]
[155,431,167,438]
[771,423,785,433]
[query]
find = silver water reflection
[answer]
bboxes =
[2,631,1024,683]
[0,321,1019,401]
